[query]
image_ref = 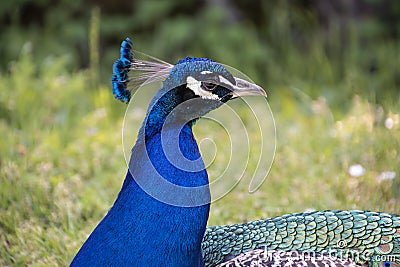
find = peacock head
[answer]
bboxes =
[162,57,266,121]
[167,56,265,101]
[112,38,266,130]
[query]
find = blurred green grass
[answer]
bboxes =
[1,2,400,264]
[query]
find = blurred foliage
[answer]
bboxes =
[1,0,399,107]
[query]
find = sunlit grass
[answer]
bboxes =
[1,47,399,266]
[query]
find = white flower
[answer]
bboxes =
[349,164,366,177]
[385,118,394,129]
[377,171,396,182]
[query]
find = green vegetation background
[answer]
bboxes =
[1,0,399,265]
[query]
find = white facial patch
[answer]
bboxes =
[186,76,220,100]
[218,75,235,88]
[200,70,213,74]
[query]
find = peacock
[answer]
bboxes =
[71,38,399,267]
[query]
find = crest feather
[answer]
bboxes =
[111,38,173,103]
[111,38,234,103]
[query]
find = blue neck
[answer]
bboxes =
[71,97,210,266]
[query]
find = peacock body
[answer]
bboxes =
[71,38,399,267]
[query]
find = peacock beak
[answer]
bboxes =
[228,77,267,98]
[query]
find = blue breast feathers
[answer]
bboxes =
[71,123,210,266]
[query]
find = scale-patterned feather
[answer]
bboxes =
[202,210,400,267]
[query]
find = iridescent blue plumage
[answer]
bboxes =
[111,38,134,103]
[111,37,174,103]
[177,57,212,64]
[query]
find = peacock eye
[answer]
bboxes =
[202,82,217,91]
